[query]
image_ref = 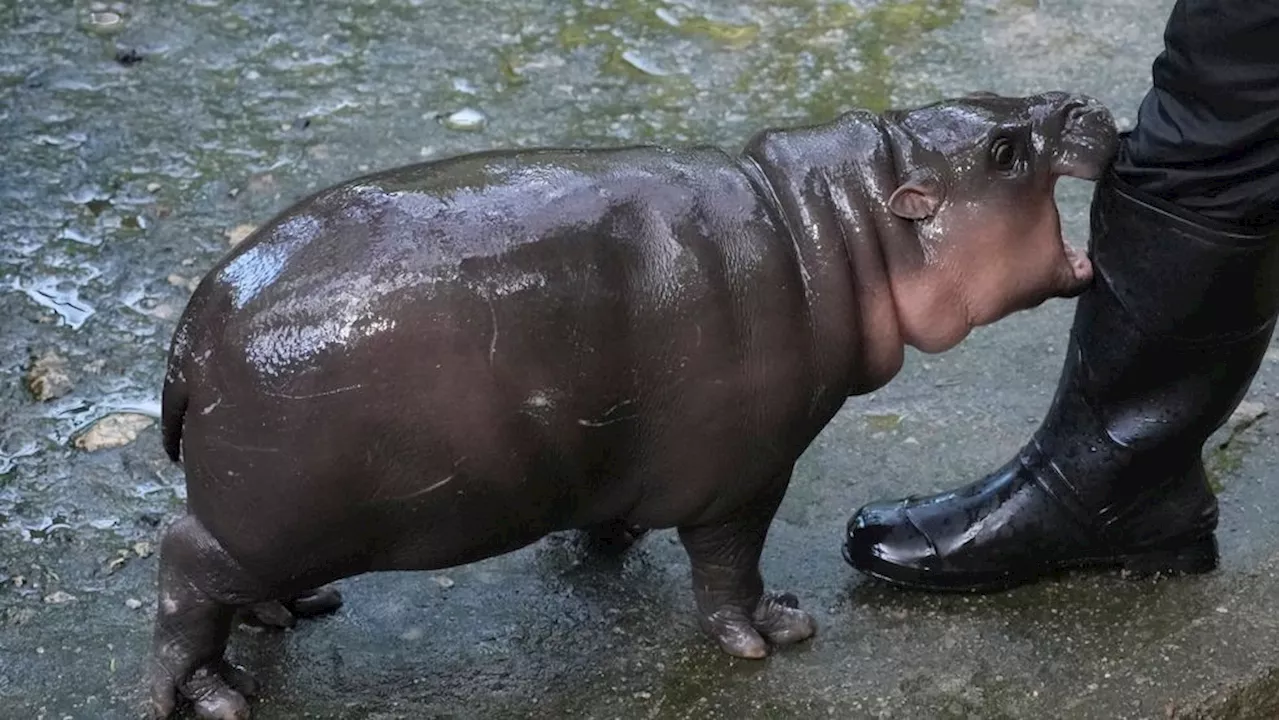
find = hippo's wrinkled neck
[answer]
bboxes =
[737,112,916,395]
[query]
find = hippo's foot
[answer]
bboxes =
[695,591,817,659]
[148,514,271,720]
[579,519,649,556]
[677,472,817,659]
[241,586,344,629]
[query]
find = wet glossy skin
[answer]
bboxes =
[149,91,1117,720]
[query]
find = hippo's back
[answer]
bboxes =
[163,143,809,570]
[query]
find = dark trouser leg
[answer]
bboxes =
[842,0,1277,591]
[1116,0,1276,227]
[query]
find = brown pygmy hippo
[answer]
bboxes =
[149,91,1117,719]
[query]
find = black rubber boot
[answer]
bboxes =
[843,171,1278,592]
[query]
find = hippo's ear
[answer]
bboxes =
[888,173,942,220]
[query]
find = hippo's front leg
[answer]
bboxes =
[678,470,816,658]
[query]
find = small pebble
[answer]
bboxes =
[432,575,455,589]
[25,351,73,402]
[125,598,143,610]
[440,108,487,132]
[655,7,680,26]
[167,274,200,293]
[225,224,256,247]
[44,591,76,605]
[74,413,154,451]
[114,48,143,65]
[90,11,121,27]
[620,50,671,77]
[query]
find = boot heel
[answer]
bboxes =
[1120,536,1218,578]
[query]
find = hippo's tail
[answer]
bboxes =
[160,329,191,463]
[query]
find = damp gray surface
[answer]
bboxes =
[1,0,1277,718]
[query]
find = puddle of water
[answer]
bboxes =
[0,440,41,476]
[11,277,97,328]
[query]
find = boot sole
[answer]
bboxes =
[845,534,1219,594]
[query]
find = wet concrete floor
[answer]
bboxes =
[1,0,1276,718]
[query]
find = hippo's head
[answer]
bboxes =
[879,91,1118,352]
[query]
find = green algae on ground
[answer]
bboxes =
[1206,434,1255,494]
[1205,405,1270,493]
[537,0,963,139]
[556,0,760,52]
[864,412,904,431]
[733,0,963,118]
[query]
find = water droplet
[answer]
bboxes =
[440,108,487,132]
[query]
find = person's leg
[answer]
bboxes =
[1117,0,1276,228]
[842,0,1278,591]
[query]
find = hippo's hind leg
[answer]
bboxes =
[148,514,270,720]
[677,470,816,659]
[242,586,344,629]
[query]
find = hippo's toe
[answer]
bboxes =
[699,606,770,659]
[752,592,817,647]
[180,664,252,720]
[288,585,344,617]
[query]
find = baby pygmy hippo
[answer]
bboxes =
[148,91,1117,719]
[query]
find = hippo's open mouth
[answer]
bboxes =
[1049,99,1117,295]
[1048,172,1096,296]
[1061,237,1093,292]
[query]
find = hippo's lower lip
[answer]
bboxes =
[1060,238,1093,295]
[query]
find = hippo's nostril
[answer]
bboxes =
[1063,98,1112,127]
[1063,102,1090,123]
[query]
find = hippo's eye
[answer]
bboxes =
[990,137,1019,172]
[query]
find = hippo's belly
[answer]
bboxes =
[176,147,827,578]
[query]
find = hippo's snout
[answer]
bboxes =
[1051,95,1119,181]
[1064,99,1112,134]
